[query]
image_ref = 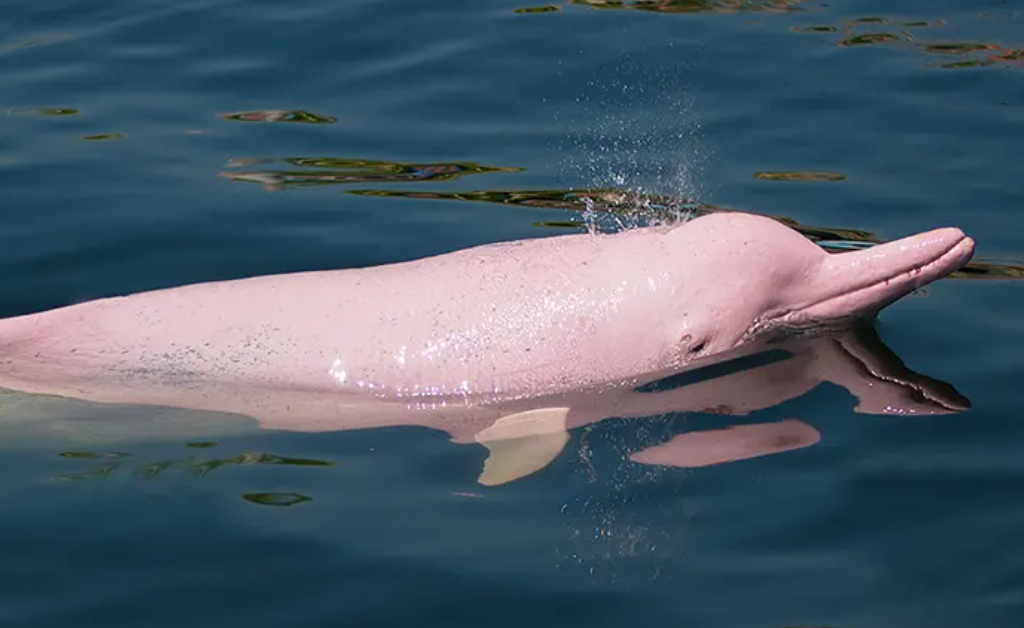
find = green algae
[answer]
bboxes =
[755,171,847,182]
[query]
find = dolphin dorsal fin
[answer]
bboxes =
[475,407,570,486]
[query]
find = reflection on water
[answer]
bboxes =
[554,322,969,574]
[350,187,879,241]
[515,5,561,13]
[243,493,312,507]
[944,260,1024,280]
[220,110,337,124]
[793,15,1023,69]
[1,320,973,569]
[532,5,1022,69]
[839,32,902,46]
[348,187,1024,279]
[221,157,524,190]
[59,451,130,459]
[54,447,334,482]
[11,321,970,490]
[2,33,71,52]
[930,46,1023,69]
[219,153,1020,279]
[7,107,78,116]
[569,0,808,14]
[81,133,125,141]
[792,25,837,33]
[754,171,846,182]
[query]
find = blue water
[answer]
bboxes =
[2,0,1024,626]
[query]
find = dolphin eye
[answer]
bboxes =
[681,333,708,355]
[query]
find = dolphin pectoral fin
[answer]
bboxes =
[629,419,820,468]
[477,430,570,487]
[474,407,570,486]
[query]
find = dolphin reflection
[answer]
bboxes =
[0,322,967,486]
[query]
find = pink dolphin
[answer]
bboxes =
[0,212,973,402]
[0,211,974,482]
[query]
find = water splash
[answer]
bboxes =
[557,54,711,232]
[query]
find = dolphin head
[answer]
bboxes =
[662,212,974,361]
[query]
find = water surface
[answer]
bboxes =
[2,0,1024,626]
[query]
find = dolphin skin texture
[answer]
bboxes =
[0,212,975,482]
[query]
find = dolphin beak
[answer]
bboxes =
[790,227,975,325]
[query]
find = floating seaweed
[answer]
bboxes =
[222,157,524,191]
[7,107,78,116]
[54,447,335,481]
[534,6,1021,69]
[791,25,837,33]
[243,492,312,507]
[838,32,906,47]
[59,451,130,459]
[788,15,1021,69]
[55,465,119,482]
[790,15,945,38]
[931,44,1023,69]
[514,5,560,12]
[755,171,847,182]
[81,133,125,141]
[923,42,997,54]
